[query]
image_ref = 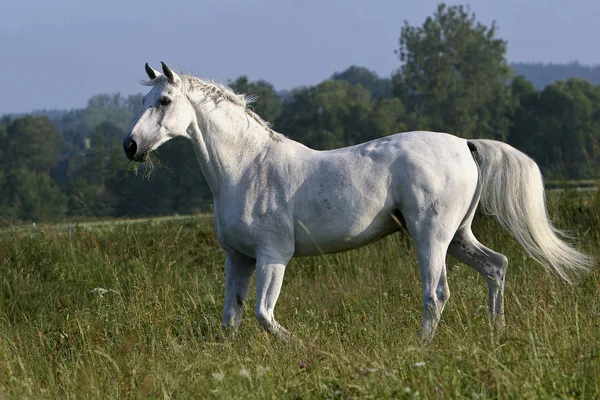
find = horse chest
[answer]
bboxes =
[214,212,256,256]
[214,196,295,259]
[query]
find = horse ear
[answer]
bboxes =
[161,61,179,84]
[145,62,161,80]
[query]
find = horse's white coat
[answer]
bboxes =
[124,62,593,342]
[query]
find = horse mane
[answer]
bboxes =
[141,74,285,142]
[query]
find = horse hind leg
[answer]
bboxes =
[436,265,450,315]
[402,204,463,343]
[448,227,508,329]
[413,236,452,344]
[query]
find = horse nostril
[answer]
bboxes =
[123,138,138,160]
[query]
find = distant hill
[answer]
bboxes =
[510,61,600,89]
[31,109,72,121]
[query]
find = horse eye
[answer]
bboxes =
[160,97,172,106]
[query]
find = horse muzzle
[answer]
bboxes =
[123,137,139,161]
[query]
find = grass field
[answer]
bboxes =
[0,189,599,399]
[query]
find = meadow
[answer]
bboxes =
[0,189,598,399]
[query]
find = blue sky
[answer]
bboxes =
[1,0,599,114]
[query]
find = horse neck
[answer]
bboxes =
[186,96,273,195]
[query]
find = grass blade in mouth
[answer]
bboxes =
[126,151,171,180]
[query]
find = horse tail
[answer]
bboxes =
[467,139,593,283]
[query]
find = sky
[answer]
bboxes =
[1,0,599,115]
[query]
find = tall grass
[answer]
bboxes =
[0,190,598,399]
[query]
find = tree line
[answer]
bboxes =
[1,3,599,223]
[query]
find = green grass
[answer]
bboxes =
[0,190,599,399]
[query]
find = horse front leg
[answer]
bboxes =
[254,256,292,339]
[221,252,256,332]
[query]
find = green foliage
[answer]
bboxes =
[276,80,413,150]
[536,79,600,178]
[228,76,282,125]
[0,116,66,221]
[56,93,143,159]
[114,138,212,217]
[331,66,393,99]
[0,192,598,398]
[0,166,67,221]
[0,115,62,172]
[506,75,538,152]
[508,77,600,179]
[66,122,128,217]
[392,3,514,140]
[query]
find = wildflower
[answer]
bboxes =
[238,369,251,379]
[212,372,225,381]
[256,365,271,377]
[89,288,118,297]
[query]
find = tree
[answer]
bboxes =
[529,79,600,178]
[0,116,66,221]
[331,66,393,99]
[392,3,514,139]
[0,115,62,173]
[55,93,142,159]
[109,137,213,217]
[227,77,282,125]
[276,80,373,149]
[276,80,416,150]
[366,97,419,138]
[66,121,128,216]
[0,167,67,221]
[506,76,539,154]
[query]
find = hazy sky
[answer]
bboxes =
[2,0,599,114]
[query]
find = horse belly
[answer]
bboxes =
[293,210,400,256]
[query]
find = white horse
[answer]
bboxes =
[123,62,592,342]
